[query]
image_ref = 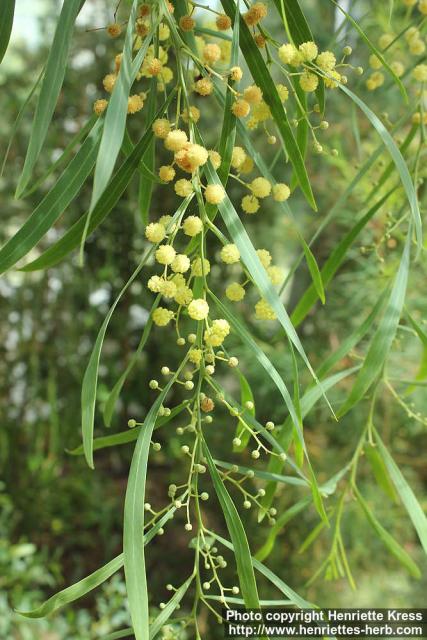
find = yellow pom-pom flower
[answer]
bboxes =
[251,177,271,198]
[188,299,209,320]
[186,143,209,169]
[152,118,171,139]
[93,99,108,115]
[179,15,195,31]
[174,179,193,197]
[171,254,191,273]
[182,216,203,236]
[257,249,272,267]
[182,106,200,123]
[208,150,222,169]
[413,64,427,82]
[231,146,246,169]
[147,275,162,292]
[103,73,117,93]
[226,282,245,301]
[204,319,230,346]
[241,194,260,214]
[147,57,163,76]
[164,129,188,151]
[203,43,221,65]
[409,39,425,55]
[159,165,176,182]
[205,184,225,205]
[153,307,174,326]
[272,183,290,202]
[145,222,166,243]
[316,51,336,71]
[194,77,213,96]
[390,61,405,77]
[278,43,300,66]
[192,258,211,276]
[107,23,122,38]
[232,99,251,118]
[127,95,144,114]
[267,265,284,285]
[175,285,193,306]
[277,84,289,102]
[216,14,232,30]
[159,23,170,40]
[255,299,276,320]
[155,244,176,265]
[220,244,240,264]
[189,348,203,364]
[300,71,319,92]
[243,85,263,104]
[240,157,254,174]
[230,66,243,82]
[159,279,177,299]
[299,41,318,61]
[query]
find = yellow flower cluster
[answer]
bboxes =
[223,246,284,307]
[278,41,343,91]
[204,319,230,346]
[241,177,291,214]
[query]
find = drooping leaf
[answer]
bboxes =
[16,555,124,619]
[69,401,190,456]
[355,487,421,578]
[0,119,102,274]
[291,189,395,327]
[260,367,359,515]
[16,0,84,196]
[375,431,427,555]
[16,506,174,619]
[365,444,398,503]
[149,576,193,638]
[339,84,421,253]
[271,0,325,112]
[22,91,177,272]
[81,248,153,469]
[203,442,260,608]
[138,77,157,225]
[124,363,188,640]
[0,0,15,65]
[212,533,314,609]
[338,232,411,416]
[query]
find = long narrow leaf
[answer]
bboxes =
[0,0,15,64]
[124,364,188,640]
[339,84,421,252]
[291,189,395,327]
[81,247,153,468]
[149,576,193,638]
[212,532,314,609]
[0,119,102,274]
[16,505,174,619]
[338,232,411,416]
[355,487,421,578]
[375,431,427,555]
[203,442,260,608]
[16,0,83,196]
[22,91,177,272]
